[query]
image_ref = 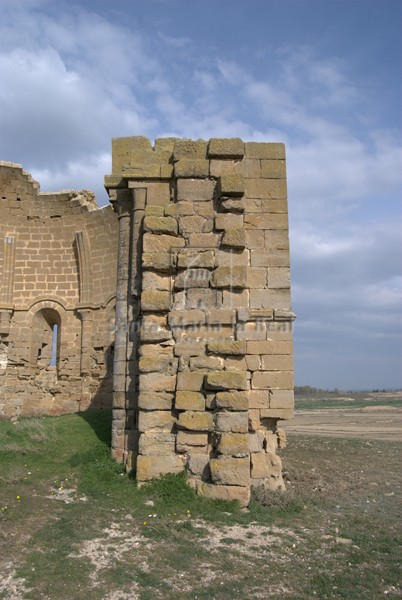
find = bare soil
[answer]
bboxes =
[283,392,402,440]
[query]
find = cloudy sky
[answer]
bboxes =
[1,0,401,390]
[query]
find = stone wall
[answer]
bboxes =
[106,137,295,505]
[0,162,118,418]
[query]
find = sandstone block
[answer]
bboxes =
[143,233,185,253]
[215,213,244,230]
[174,268,211,289]
[236,321,266,341]
[245,142,285,160]
[176,371,204,391]
[176,179,215,202]
[218,175,244,196]
[215,391,248,411]
[168,310,205,327]
[175,391,205,411]
[222,289,249,309]
[221,229,246,249]
[143,216,178,235]
[164,200,195,217]
[248,390,270,409]
[248,409,261,431]
[176,249,215,269]
[139,356,176,374]
[252,371,294,390]
[210,456,250,486]
[145,205,164,216]
[138,410,176,432]
[136,454,184,481]
[138,432,175,455]
[187,454,210,477]
[179,215,213,234]
[174,341,205,357]
[188,232,221,248]
[248,430,265,453]
[186,288,220,309]
[208,138,244,158]
[261,354,293,371]
[270,389,294,409]
[215,411,248,433]
[250,451,282,479]
[260,408,294,420]
[174,159,209,178]
[268,267,290,289]
[173,139,207,160]
[261,159,286,179]
[190,356,224,371]
[139,373,176,393]
[176,430,209,453]
[215,249,249,266]
[277,428,287,449]
[250,248,289,268]
[177,411,214,431]
[196,481,250,507]
[138,392,173,411]
[141,315,172,342]
[220,197,245,212]
[216,432,249,456]
[142,271,172,291]
[141,290,171,312]
[205,371,248,391]
[206,309,236,326]
[142,253,175,272]
[207,340,246,356]
[247,340,293,355]
[211,266,247,289]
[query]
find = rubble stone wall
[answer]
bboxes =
[106,137,295,505]
[0,162,118,418]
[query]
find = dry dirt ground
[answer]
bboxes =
[283,392,402,440]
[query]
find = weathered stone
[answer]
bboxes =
[179,215,213,234]
[176,179,215,202]
[176,249,215,269]
[245,142,286,160]
[141,315,172,342]
[215,391,248,411]
[216,432,249,456]
[260,408,294,420]
[211,266,247,288]
[175,391,205,411]
[168,310,205,327]
[177,411,214,431]
[208,138,245,158]
[210,456,250,486]
[215,411,248,433]
[187,454,210,477]
[215,213,244,230]
[250,451,282,479]
[142,271,172,291]
[174,269,211,289]
[176,431,209,453]
[174,159,209,178]
[221,228,246,248]
[138,432,175,455]
[139,355,176,373]
[141,290,171,312]
[136,454,184,481]
[176,371,204,391]
[205,371,248,391]
[138,410,176,432]
[143,232,185,253]
[248,430,265,453]
[196,481,250,507]
[138,392,173,411]
[139,373,176,393]
[220,197,245,212]
[190,355,224,371]
[173,139,207,160]
[207,340,246,356]
[218,175,244,196]
[252,371,294,390]
[143,216,178,235]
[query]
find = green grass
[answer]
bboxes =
[295,390,402,410]
[1,410,401,599]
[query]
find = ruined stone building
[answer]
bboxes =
[1,137,295,505]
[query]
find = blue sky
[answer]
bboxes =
[1,0,401,389]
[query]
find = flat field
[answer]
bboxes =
[0,393,401,599]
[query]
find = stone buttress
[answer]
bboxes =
[105,137,295,506]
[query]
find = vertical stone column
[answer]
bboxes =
[111,189,132,463]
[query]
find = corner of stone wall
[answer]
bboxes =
[106,136,295,507]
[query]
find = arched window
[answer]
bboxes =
[31,308,61,373]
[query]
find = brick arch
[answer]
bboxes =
[27,298,68,316]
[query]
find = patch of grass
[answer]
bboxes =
[0,410,401,600]
[295,390,402,410]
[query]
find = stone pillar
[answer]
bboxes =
[111,189,132,463]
